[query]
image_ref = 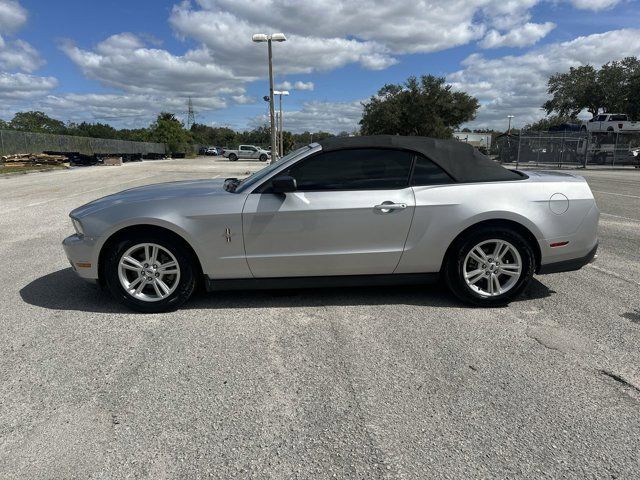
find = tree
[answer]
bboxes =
[238,125,271,146]
[119,128,150,142]
[281,130,295,154]
[148,112,191,153]
[359,75,479,138]
[67,121,119,139]
[10,111,67,134]
[190,123,238,147]
[543,57,640,119]
[524,114,577,132]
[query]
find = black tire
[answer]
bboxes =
[103,233,197,313]
[595,153,607,165]
[229,153,238,162]
[259,154,267,162]
[444,226,535,307]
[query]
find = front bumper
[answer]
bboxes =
[537,243,598,274]
[62,234,99,280]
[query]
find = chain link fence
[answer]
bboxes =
[0,130,165,157]
[496,131,640,168]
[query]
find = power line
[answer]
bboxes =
[186,97,196,129]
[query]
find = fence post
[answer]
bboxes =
[0,130,4,156]
[516,134,521,169]
[23,132,28,153]
[583,132,589,168]
[613,132,618,167]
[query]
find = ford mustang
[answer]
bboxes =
[63,135,599,312]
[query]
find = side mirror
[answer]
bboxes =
[272,175,297,193]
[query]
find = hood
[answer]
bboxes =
[71,178,226,218]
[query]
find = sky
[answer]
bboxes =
[0,0,639,133]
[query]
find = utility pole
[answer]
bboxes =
[252,33,286,161]
[507,115,514,135]
[273,90,289,156]
[267,40,276,159]
[279,96,283,156]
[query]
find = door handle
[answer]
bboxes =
[374,202,407,213]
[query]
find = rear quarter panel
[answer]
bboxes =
[395,175,598,274]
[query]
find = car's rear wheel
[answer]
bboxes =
[104,235,196,312]
[444,227,534,306]
[229,153,238,161]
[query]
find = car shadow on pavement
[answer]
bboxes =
[20,267,554,313]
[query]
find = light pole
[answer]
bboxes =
[252,33,286,160]
[507,115,514,134]
[273,90,289,156]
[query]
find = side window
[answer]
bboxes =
[596,115,608,122]
[277,148,413,191]
[411,155,453,186]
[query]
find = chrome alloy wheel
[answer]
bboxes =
[117,243,181,302]
[463,239,522,297]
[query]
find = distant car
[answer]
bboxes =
[204,147,219,156]
[582,113,640,133]
[63,135,599,313]
[223,145,270,162]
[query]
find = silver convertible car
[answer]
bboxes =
[63,136,599,312]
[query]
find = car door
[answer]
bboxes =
[242,148,416,277]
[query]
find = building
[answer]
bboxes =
[453,132,492,150]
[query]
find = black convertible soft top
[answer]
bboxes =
[318,135,522,183]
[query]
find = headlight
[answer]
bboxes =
[71,217,84,236]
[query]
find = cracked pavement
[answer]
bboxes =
[0,159,639,478]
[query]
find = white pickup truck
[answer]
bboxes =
[222,145,270,162]
[582,113,640,133]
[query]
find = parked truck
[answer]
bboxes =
[582,113,640,133]
[222,145,270,162]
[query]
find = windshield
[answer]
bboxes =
[234,145,313,193]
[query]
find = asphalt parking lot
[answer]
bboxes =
[1,157,639,478]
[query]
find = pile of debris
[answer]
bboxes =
[1,153,70,167]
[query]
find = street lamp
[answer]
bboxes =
[507,115,514,134]
[273,90,289,156]
[252,33,287,160]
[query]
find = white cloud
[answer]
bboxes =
[0,38,43,72]
[0,0,27,34]
[449,28,640,129]
[251,100,363,133]
[0,72,57,100]
[480,22,556,48]
[569,0,621,11]
[1,0,631,130]
[35,92,227,127]
[61,33,243,97]
[0,1,44,73]
[231,94,255,104]
[275,80,315,91]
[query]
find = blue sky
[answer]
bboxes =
[0,0,639,132]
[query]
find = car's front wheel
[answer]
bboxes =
[444,227,534,306]
[103,235,196,312]
[259,154,268,162]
